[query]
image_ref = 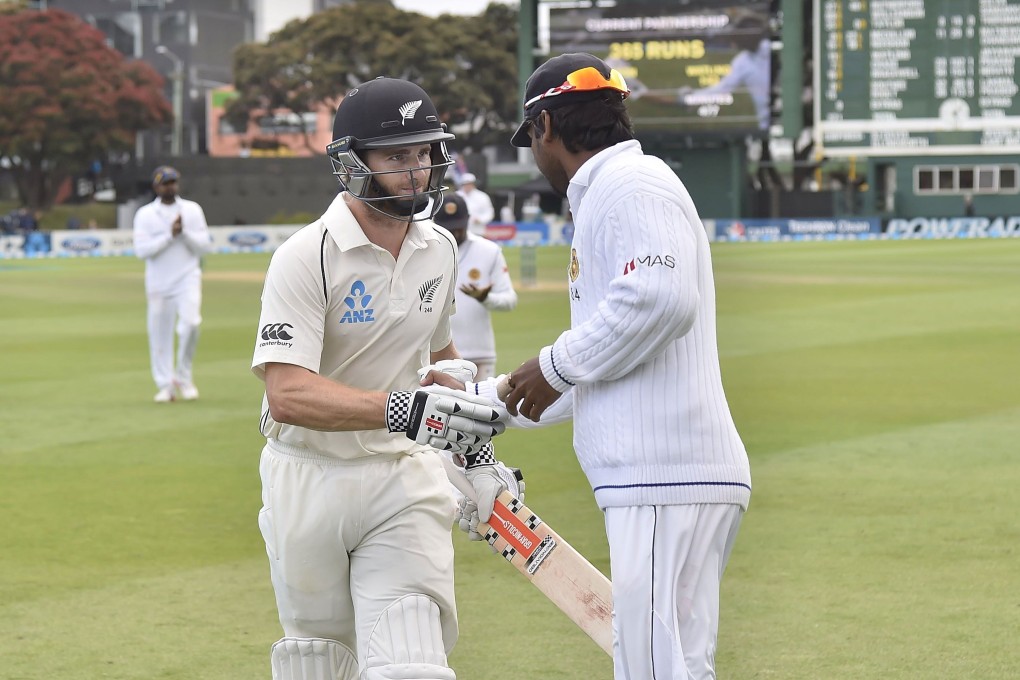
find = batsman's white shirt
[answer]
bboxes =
[449,232,517,364]
[540,140,751,510]
[251,194,458,460]
[132,196,211,294]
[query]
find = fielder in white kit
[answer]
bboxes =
[250,77,520,680]
[463,53,753,679]
[132,165,212,402]
[433,192,517,380]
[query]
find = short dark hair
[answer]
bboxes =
[533,94,634,153]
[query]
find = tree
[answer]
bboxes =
[227,0,519,154]
[0,9,171,209]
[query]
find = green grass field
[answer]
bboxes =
[2,239,1019,679]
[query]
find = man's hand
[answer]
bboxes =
[417,359,476,390]
[457,445,524,530]
[504,357,562,422]
[171,215,183,237]
[385,385,505,455]
[459,283,492,303]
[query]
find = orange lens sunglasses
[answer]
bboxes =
[524,66,630,110]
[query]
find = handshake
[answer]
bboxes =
[388,360,524,539]
[385,384,506,456]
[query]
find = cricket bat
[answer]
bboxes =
[442,457,614,656]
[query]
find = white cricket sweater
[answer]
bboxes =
[450,233,517,363]
[132,196,212,295]
[539,140,751,510]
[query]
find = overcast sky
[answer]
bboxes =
[391,0,518,17]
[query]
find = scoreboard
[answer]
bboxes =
[541,0,773,136]
[815,0,1020,156]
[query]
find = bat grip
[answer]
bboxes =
[440,455,479,504]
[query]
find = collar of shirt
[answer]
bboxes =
[152,196,180,209]
[566,139,643,211]
[322,192,441,253]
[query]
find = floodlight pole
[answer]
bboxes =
[156,45,184,157]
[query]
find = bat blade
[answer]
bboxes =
[443,458,613,655]
[482,490,614,655]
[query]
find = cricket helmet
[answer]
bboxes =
[326,77,454,219]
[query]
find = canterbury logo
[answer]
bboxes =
[261,323,294,341]
[418,275,443,311]
[399,100,422,125]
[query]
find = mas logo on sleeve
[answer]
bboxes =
[622,254,677,276]
[340,280,375,324]
[260,323,295,347]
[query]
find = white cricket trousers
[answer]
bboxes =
[146,276,201,390]
[606,504,744,680]
[258,441,459,664]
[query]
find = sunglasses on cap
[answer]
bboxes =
[524,66,630,111]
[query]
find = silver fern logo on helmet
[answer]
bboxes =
[399,100,422,125]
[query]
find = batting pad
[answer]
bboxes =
[271,637,358,680]
[363,594,457,680]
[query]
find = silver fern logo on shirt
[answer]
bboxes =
[418,275,443,312]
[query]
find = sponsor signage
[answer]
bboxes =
[1,235,25,256]
[884,216,1020,239]
[210,225,302,252]
[484,223,518,242]
[714,218,882,241]
[485,221,550,246]
[49,230,135,256]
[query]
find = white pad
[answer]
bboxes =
[363,594,457,680]
[271,637,358,680]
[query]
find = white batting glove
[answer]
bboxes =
[417,359,477,386]
[386,385,506,456]
[459,444,525,524]
[458,463,525,546]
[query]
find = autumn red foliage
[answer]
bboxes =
[0,9,172,208]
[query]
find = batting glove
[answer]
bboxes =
[458,443,525,531]
[386,385,506,456]
[417,359,477,385]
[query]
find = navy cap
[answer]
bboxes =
[152,165,180,185]
[433,193,469,231]
[510,52,630,147]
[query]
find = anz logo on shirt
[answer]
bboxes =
[340,280,375,324]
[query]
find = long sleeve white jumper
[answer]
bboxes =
[133,196,212,295]
[539,140,751,510]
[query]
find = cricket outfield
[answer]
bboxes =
[1,239,1018,678]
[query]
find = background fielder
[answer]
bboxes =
[132,165,212,403]
[433,192,517,380]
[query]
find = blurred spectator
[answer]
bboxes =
[963,193,975,217]
[1,211,16,235]
[66,215,82,230]
[456,172,495,238]
[16,208,39,234]
[433,192,517,380]
[86,219,99,230]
